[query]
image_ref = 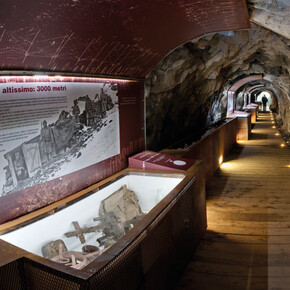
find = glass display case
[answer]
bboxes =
[0,165,206,289]
[1,172,184,269]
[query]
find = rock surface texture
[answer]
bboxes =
[247,0,290,39]
[145,23,289,151]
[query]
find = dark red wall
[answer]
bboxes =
[0,0,250,78]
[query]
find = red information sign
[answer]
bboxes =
[129,150,195,172]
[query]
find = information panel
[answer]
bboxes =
[0,78,120,197]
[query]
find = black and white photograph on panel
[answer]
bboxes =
[0,78,120,196]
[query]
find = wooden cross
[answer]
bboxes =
[65,221,108,244]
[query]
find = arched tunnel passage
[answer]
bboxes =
[227,74,263,115]
[145,23,290,151]
[235,80,280,113]
[0,1,288,289]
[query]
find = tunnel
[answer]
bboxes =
[0,0,289,289]
[256,91,273,111]
[145,25,289,151]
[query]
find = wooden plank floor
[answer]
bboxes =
[177,112,290,290]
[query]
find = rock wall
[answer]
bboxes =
[145,23,289,151]
[247,0,290,39]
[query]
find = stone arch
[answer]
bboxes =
[226,75,263,116]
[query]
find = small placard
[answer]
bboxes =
[129,150,195,172]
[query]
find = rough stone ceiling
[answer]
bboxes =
[247,0,290,39]
[144,1,290,150]
[145,20,289,150]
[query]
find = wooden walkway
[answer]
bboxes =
[177,112,290,290]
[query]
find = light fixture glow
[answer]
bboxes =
[280,143,286,148]
[220,162,231,169]
[272,126,276,129]
[275,133,279,136]
[219,156,223,165]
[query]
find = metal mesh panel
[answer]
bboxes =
[140,214,172,273]
[88,234,144,290]
[141,211,176,289]
[0,260,25,290]
[141,180,197,289]
[170,189,195,278]
[23,260,81,290]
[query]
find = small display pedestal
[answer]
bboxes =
[229,111,251,140]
